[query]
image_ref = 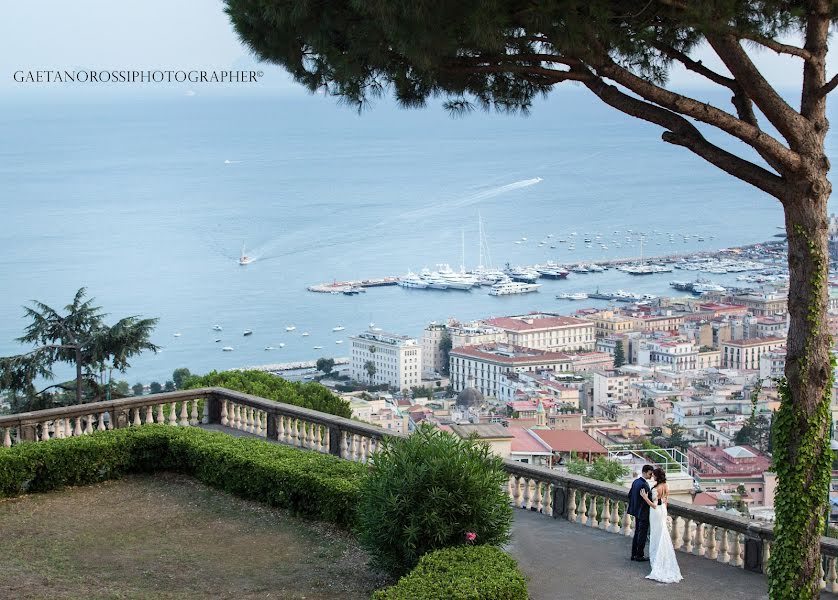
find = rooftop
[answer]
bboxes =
[530,429,608,454]
[450,343,571,365]
[722,336,786,347]
[482,313,591,332]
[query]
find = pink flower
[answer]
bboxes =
[465,532,477,542]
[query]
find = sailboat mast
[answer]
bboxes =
[461,229,466,273]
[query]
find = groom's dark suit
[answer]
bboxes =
[627,475,651,560]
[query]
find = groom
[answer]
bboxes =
[627,464,654,561]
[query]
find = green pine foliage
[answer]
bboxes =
[185,370,352,418]
[372,545,528,600]
[0,426,365,527]
[357,423,512,576]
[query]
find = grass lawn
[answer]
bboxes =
[0,473,388,599]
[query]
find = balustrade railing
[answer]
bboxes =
[3,386,838,587]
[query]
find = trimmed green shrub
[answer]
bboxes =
[372,546,528,600]
[185,370,352,418]
[0,426,365,526]
[357,423,512,576]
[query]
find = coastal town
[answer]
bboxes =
[289,218,838,525]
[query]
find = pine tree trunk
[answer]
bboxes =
[770,180,833,598]
[75,348,83,405]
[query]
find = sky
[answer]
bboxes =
[1,0,832,97]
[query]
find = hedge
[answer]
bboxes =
[185,370,352,418]
[0,425,365,527]
[371,545,528,600]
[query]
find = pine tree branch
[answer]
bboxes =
[592,55,798,174]
[739,33,813,63]
[821,74,838,98]
[581,73,787,200]
[707,34,808,149]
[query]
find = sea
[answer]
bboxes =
[1,87,835,386]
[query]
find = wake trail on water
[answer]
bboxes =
[380,177,544,226]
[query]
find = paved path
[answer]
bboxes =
[508,510,835,600]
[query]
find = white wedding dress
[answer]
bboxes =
[646,487,683,583]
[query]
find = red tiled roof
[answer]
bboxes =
[509,428,552,454]
[483,315,591,331]
[722,336,785,347]
[450,344,571,365]
[530,430,608,454]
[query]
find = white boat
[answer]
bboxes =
[693,282,726,294]
[436,263,477,290]
[313,345,323,350]
[212,325,222,331]
[238,244,253,265]
[286,326,296,331]
[333,326,345,332]
[335,340,343,344]
[264,346,275,351]
[557,292,588,300]
[419,268,449,290]
[488,279,541,296]
[399,271,430,289]
[504,264,540,283]
[301,332,310,337]
[243,330,253,336]
[222,346,234,352]
[173,332,182,337]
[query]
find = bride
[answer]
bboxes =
[639,467,683,583]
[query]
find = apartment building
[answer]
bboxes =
[350,330,422,390]
[481,313,595,352]
[721,336,786,370]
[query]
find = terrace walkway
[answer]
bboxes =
[509,509,835,600]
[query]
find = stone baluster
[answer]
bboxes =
[97,413,106,432]
[105,411,113,430]
[706,526,718,560]
[609,499,619,533]
[55,419,65,439]
[670,515,681,550]
[533,481,543,513]
[820,560,827,591]
[246,407,255,433]
[304,422,313,449]
[338,430,348,458]
[190,399,199,427]
[731,532,743,568]
[84,415,94,435]
[683,519,694,554]
[541,481,553,517]
[254,411,263,436]
[3,427,11,448]
[827,556,838,592]
[588,494,598,528]
[72,417,83,437]
[145,405,154,424]
[168,402,178,426]
[523,478,534,510]
[296,419,306,448]
[621,504,632,536]
[40,421,50,441]
[220,400,229,426]
[579,492,589,526]
[356,435,367,462]
[156,404,165,424]
[279,415,289,444]
[567,488,577,522]
[694,522,705,556]
[600,498,611,531]
[318,425,328,452]
[511,476,521,508]
[231,404,240,429]
[178,401,189,427]
[717,528,730,564]
[132,408,142,427]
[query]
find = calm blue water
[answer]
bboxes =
[0,89,832,385]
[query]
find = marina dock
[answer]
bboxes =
[307,277,400,293]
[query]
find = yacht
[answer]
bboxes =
[333,326,345,332]
[399,271,430,289]
[588,264,606,272]
[570,264,590,274]
[278,343,285,348]
[173,332,181,337]
[212,325,222,331]
[222,346,234,352]
[335,340,343,344]
[504,264,540,283]
[313,345,323,350]
[436,264,477,290]
[488,279,541,296]
[238,245,253,265]
[243,330,253,336]
[264,346,275,351]
[557,292,588,300]
[536,265,570,279]
[302,332,310,337]
[419,268,449,290]
[286,326,296,331]
[692,282,726,294]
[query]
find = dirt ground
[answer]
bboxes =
[0,473,389,599]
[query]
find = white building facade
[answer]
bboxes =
[350,330,422,390]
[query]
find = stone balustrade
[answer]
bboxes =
[3,386,838,588]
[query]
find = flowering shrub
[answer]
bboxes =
[356,423,512,576]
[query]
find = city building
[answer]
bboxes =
[587,310,638,338]
[529,429,609,464]
[349,330,422,390]
[448,423,514,458]
[721,336,786,370]
[480,313,595,352]
[688,445,773,506]
[449,343,572,398]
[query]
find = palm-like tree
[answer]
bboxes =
[0,288,158,410]
[364,360,377,385]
